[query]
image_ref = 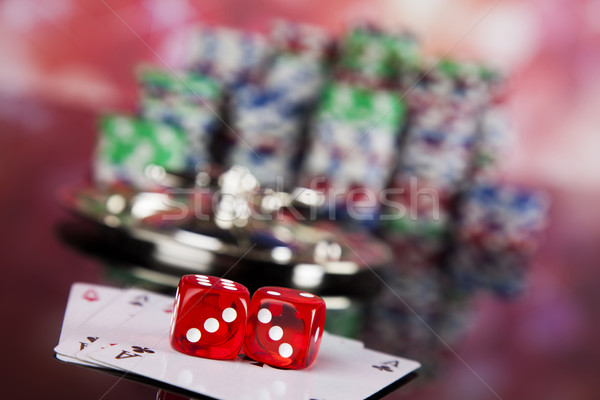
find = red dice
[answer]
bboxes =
[243,287,326,369]
[170,274,250,360]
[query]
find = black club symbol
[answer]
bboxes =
[131,346,155,354]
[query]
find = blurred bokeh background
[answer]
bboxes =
[1,0,599,399]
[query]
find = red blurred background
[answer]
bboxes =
[1,0,599,399]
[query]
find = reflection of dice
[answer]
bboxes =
[170,275,250,360]
[243,287,326,369]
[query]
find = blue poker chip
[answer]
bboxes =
[232,85,304,119]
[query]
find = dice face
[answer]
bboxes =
[243,287,326,369]
[170,275,250,360]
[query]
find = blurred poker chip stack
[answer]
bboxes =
[470,69,512,181]
[382,60,493,262]
[367,60,517,365]
[225,21,333,189]
[226,85,305,188]
[298,25,421,222]
[336,25,420,89]
[185,25,269,88]
[264,20,333,114]
[448,182,550,297]
[301,81,406,221]
[93,114,188,190]
[395,60,491,195]
[137,67,224,173]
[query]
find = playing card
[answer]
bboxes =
[54,287,168,365]
[89,331,421,400]
[54,283,123,366]
[55,284,421,398]
[75,292,174,368]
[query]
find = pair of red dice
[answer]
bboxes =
[169,274,326,369]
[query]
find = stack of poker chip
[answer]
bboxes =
[227,85,305,188]
[470,70,511,181]
[448,182,550,297]
[382,61,493,258]
[137,67,224,172]
[336,25,420,88]
[226,21,332,189]
[301,81,406,220]
[261,45,328,112]
[185,26,268,88]
[395,60,490,195]
[298,25,417,222]
[93,115,187,190]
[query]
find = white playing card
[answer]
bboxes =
[54,287,167,365]
[89,331,421,400]
[54,283,123,366]
[75,292,174,367]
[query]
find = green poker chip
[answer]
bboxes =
[338,28,420,80]
[138,67,222,101]
[317,82,406,130]
[98,114,187,172]
[435,58,501,85]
